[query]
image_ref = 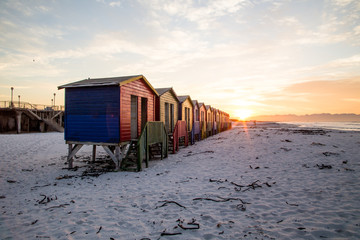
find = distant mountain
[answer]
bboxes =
[252,113,360,122]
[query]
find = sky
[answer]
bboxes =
[1,0,360,119]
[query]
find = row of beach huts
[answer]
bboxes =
[58,75,231,171]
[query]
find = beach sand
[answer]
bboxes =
[1,122,359,239]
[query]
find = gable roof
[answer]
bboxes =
[205,105,212,111]
[198,102,205,108]
[155,87,179,100]
[58,75,159,96]
[192,100,199,109]
[178,95,194,108]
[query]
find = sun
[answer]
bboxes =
[235,109,253,121]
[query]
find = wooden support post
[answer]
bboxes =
[68,144,73,168]
[115,146,121,168]
[160,142,163,160]
[39,122,45,132]
[27,117,30,132]
[102,146,120,171]
[16,111,22,134]
[67,144,83,169]
[146,127,149,168]
[92,145,96,163]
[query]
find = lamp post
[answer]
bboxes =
[51,99,53,107]
[53,93,56,107]
[18,95,20,108]
[10,87,14,108]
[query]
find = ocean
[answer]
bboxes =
[286,122,360,132]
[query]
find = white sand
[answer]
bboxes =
[1,122,360,239]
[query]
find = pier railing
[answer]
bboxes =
[0,101,64,111]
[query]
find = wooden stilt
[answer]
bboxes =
[102,146,121,170]
[115,146,121,169]
[67,144,83,169]
[92,145,96,163]
[160,143,163,160]
[68,144,72,168]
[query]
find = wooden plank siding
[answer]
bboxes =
[179,98,193,132]
[64,86,120,143]
[120,78,156,142]
[199,103,207,139]
[156,91,179,133]
[206,105,213,136]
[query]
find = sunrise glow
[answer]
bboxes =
[235,109,253,121]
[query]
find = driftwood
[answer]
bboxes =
[193,196,249,205]
[236,203,247,211]
[22,168,33,172]
[231,180,273,192]
[209,178,227,183]
[156,200,186,209]
[286,201,299,207]
[323,152,339,157]
[316,164,332,169]
[311,142,326,146]
[96,226,102,234]
[231,181,245,188]
[243,180,262,192]
[177,218,200,230]
[56,175,77,180]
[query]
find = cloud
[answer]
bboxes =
[109,1,122,7]
[141,0,252,30]
[332,0,354,7]
[258,77,360,114]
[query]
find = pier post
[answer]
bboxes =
[16,111,22,134]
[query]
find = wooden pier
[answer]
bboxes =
[0,101,64,133]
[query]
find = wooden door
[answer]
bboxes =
[165,102,169,133]
[131,95,138,139]
[141,97,148,132]
[170,103,174,132]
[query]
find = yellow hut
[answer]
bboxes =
[205,105,213,137]
[155,88,179,134]
[178,95,194,133]
[198,102,207,139]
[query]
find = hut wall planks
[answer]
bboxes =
[120,78,155,141]
[157,91,179,133]
[181,98,193,132]
[64,86,120,143]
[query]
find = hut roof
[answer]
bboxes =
[155,87,179,100]
[58,75,159,96]
[178,95,194,107]
[205,105,212,111]
[198,102,205,108]
[192,100,199,108]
